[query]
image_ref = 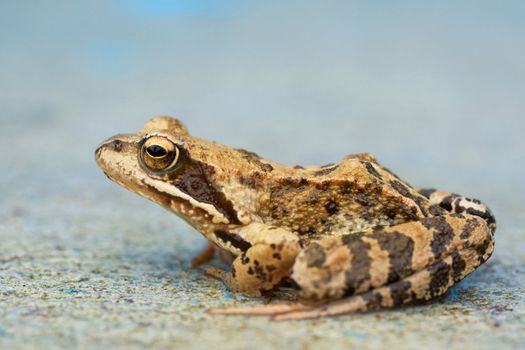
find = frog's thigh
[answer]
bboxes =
[282,214,494,319]
[274,246,487,320]
[220,224,301,296]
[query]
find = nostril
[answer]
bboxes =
[112,140,123,152]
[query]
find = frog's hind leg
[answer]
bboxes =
[210,214,494,320]
[417,188,496,232]
[274,214,495,320]
[272,246,485,321]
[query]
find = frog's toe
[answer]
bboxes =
[203,267,229,281]
[208,302,308,316]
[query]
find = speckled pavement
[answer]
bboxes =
[1,1,524,349]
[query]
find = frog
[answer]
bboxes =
[95,116,496,320]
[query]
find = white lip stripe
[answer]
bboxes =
[143,176,229,224]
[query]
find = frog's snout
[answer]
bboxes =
[95,133,139,170]
[95,139,123,158]
[95,138,120,169]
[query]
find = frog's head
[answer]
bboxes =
[95,116,241,231]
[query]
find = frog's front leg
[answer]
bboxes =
[206,223,301,296]
[211,214,494,320]
[191,243,217,267]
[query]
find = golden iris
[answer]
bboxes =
[141,136,180,171]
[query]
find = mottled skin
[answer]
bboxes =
[95,117,496,320]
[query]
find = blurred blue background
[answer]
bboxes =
[0,1,524,348]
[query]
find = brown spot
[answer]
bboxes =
[369,231,415,283]
[439,195,454,211]
[354,192,374,207]
[389,280,412,306]
[297,226,317,236]
[339,182,354,195]
[451,252,466,280]
[304,190,320,205]
[362,161,382,180]
[252,262,267,281]
[293,165,305,169]
[362,291,383,307]
[280,177,309,188]
[236,148,261,159]
[465,206,496,231]
[324,200,340,215]
[304,243,327,268]
[429,204,445,216]
[214,230,252,252]
[314,165,339,176]
[236,148,274,173]
[422,216,455,259]
[390,180,429,217]
[272,252,282,260]
[428,260,451,298]
[266,265,276,272]
[315,182,330,191]
[475,236,493,264]
[260,163,274,173]
[461,218,480,239]
[342,234,372,296]
[239,176,257,189]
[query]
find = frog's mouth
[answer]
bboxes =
[95,134,231,227]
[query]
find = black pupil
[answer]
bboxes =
[146,145,168,158]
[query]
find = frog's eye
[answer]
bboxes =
[141,136,180,171]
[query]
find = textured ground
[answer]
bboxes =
[1,1,524,349]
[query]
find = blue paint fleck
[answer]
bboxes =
[65,288,81,294]
[343,330,368,340]
[222,290,233,301]
[189,299,199,305]
[0,325,5,337]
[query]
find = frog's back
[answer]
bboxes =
[258,153,437,241]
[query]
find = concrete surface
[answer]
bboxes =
[1,1,524,349]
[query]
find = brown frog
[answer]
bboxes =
[95,116,496,320]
